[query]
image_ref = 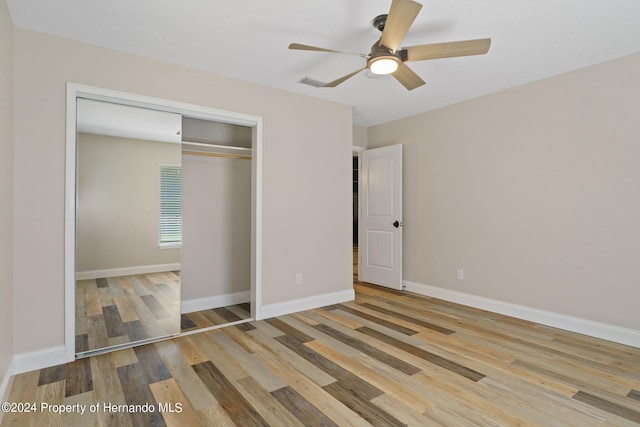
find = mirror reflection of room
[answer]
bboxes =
[74,99,254,356]
[75,99,182,354]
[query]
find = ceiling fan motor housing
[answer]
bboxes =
[373,14,388,31]
[370,40,394,57]
[368,41,407,62]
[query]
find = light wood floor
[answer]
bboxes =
[76,272,182,353]
[76,272,251,354]
[6,278,640,426]
[181,303,251,332]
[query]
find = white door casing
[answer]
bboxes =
[359,145,403,289]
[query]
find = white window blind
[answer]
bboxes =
[160,165,182,244]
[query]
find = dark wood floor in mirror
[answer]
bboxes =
[75,272,182,353]
[76,271,252,354]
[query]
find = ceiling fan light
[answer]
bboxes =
[369,56,399,75]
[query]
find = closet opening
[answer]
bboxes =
[178,117,254,334]
[65,83,263,361]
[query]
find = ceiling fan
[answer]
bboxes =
[289,0,491,90]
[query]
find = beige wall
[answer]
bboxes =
[0,0,15,384]
[13,29,353,354]
[368,53,640,330]
[352,125,368,148]
[76,133,181,272]
[181,154,251,302]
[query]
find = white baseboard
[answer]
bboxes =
[76,263,181,280]
[404,281,640,349]
[0,358,16,408]
[260,289,355,320]
[12,345,68,376]
[181,291,251,314]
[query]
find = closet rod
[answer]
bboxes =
[182,150,251,160]
[182,140,252,152]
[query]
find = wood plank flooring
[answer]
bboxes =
[76,272,182,353]
[181,304,252,332]
[6,280,640,426]
[76,272,251,354]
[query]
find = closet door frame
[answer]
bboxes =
[64,82,263,362]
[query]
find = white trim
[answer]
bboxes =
[66,83,263,362]
[404,280,640,349]
[75,263,181,281]
[69,84,260,126]
[181,291,251,314]
[159,243,181,249]
[65,85,78,362]
[0,358,16,404]
[0,361,13,424]
[260,289,355,319]
[12,346,67,375]
[251,122,263,320]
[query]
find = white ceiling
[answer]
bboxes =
[7,0,640,127]
[77,99,182,143]
[77,99,253,148]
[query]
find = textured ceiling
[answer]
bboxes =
[6,0,640,126]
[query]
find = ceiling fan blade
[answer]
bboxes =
[404,38,491,62]
[323,68,367,87]
[288,43,361,56]
[288,43,341,53]
[380,0,423,52]
[392,62,425,90]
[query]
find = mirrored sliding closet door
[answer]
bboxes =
[75,99,182,355]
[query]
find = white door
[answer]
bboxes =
[359,144,403,289]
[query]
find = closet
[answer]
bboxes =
[180,117,253,320]
[73,95,255,357]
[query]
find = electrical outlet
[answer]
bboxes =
[457,269,464,280]
[295,273,303,285]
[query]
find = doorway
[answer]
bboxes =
[355,145,403,290]
[353,155,359,281]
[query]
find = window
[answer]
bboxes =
[160,165,182,245]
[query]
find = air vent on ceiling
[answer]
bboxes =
[299,77,327,88]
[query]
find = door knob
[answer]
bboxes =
[393,220,400,228]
